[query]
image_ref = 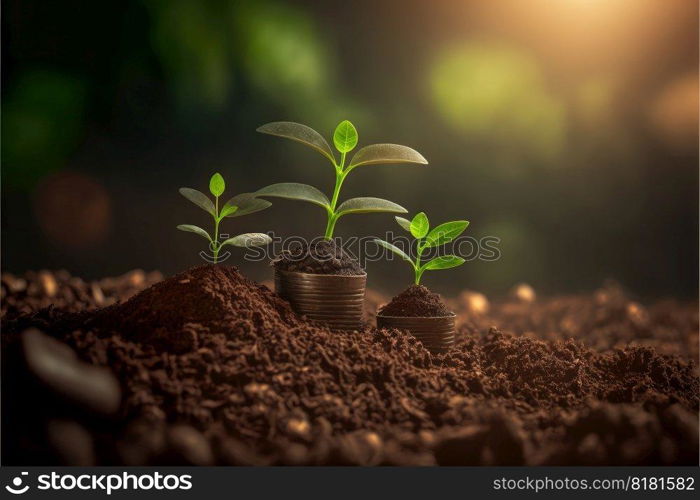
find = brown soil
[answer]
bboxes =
[272,239,364,276]
[379,285,451,317]
[89,266,298,354]
[1,267,698,466]
[1,270,162,320]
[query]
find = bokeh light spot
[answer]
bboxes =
[429,43,567,165]
[648,73,699,151]
[34,172,112,251]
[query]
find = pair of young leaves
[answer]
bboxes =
[374,213,468,285]
[254,120,428,239]
[177,173,272,258]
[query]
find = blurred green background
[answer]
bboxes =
[2,0,698,298]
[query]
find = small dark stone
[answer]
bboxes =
[116,419,166,465]
[161,425,214,466]
[433,426,488,465]
[46,420,95,465]
[22,329,121,415]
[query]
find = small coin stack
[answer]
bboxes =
[275,269,367,332]
[376,314,456,354]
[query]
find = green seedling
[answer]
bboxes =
[177,173,273,263]
[255,120,428,239]
[374,212,469,285]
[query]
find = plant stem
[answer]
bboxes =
[414,241,425,284]
[213,196,220,263]
[324,175,345,239]
[323,153,347,240]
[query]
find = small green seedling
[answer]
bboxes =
[374,212,469,285]
[177,173,273,263]
[255,120,428,239]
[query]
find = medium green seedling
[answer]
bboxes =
[374,212,469,285]
[177,173,273,263]
[255,120,428,239]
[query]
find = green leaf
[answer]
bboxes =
[222,193,272,217]
[176,224,211,241]
[219,204,238,218]
[209,173,225,197]
[333,120,358,153]
[395,216,412,231]
[410,212,429,239]
[179,188,215,215]
[373,239,412,263]
[221,233,272,248]
[257,122,335,164]
[424,221,469,248]
[421,255,465,271]
[223,192,255,209]
[231,199,271,217]
[335,197,407,218]
[255,183,330,209]
[348,144,428,169]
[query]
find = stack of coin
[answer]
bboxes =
[376,314,456,354]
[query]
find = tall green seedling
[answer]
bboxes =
[374,212,469,284]
[255,120,428,239]
[177,173,272,263]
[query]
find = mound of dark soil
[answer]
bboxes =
[1,268,698,466]
[89,266,298,353]
[379,285,451,317]
[272,239,364,276]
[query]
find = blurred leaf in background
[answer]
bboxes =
[146,0,233,112]
[143,0,361,126]
[2,69,87,189]
[232,0,361,124]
